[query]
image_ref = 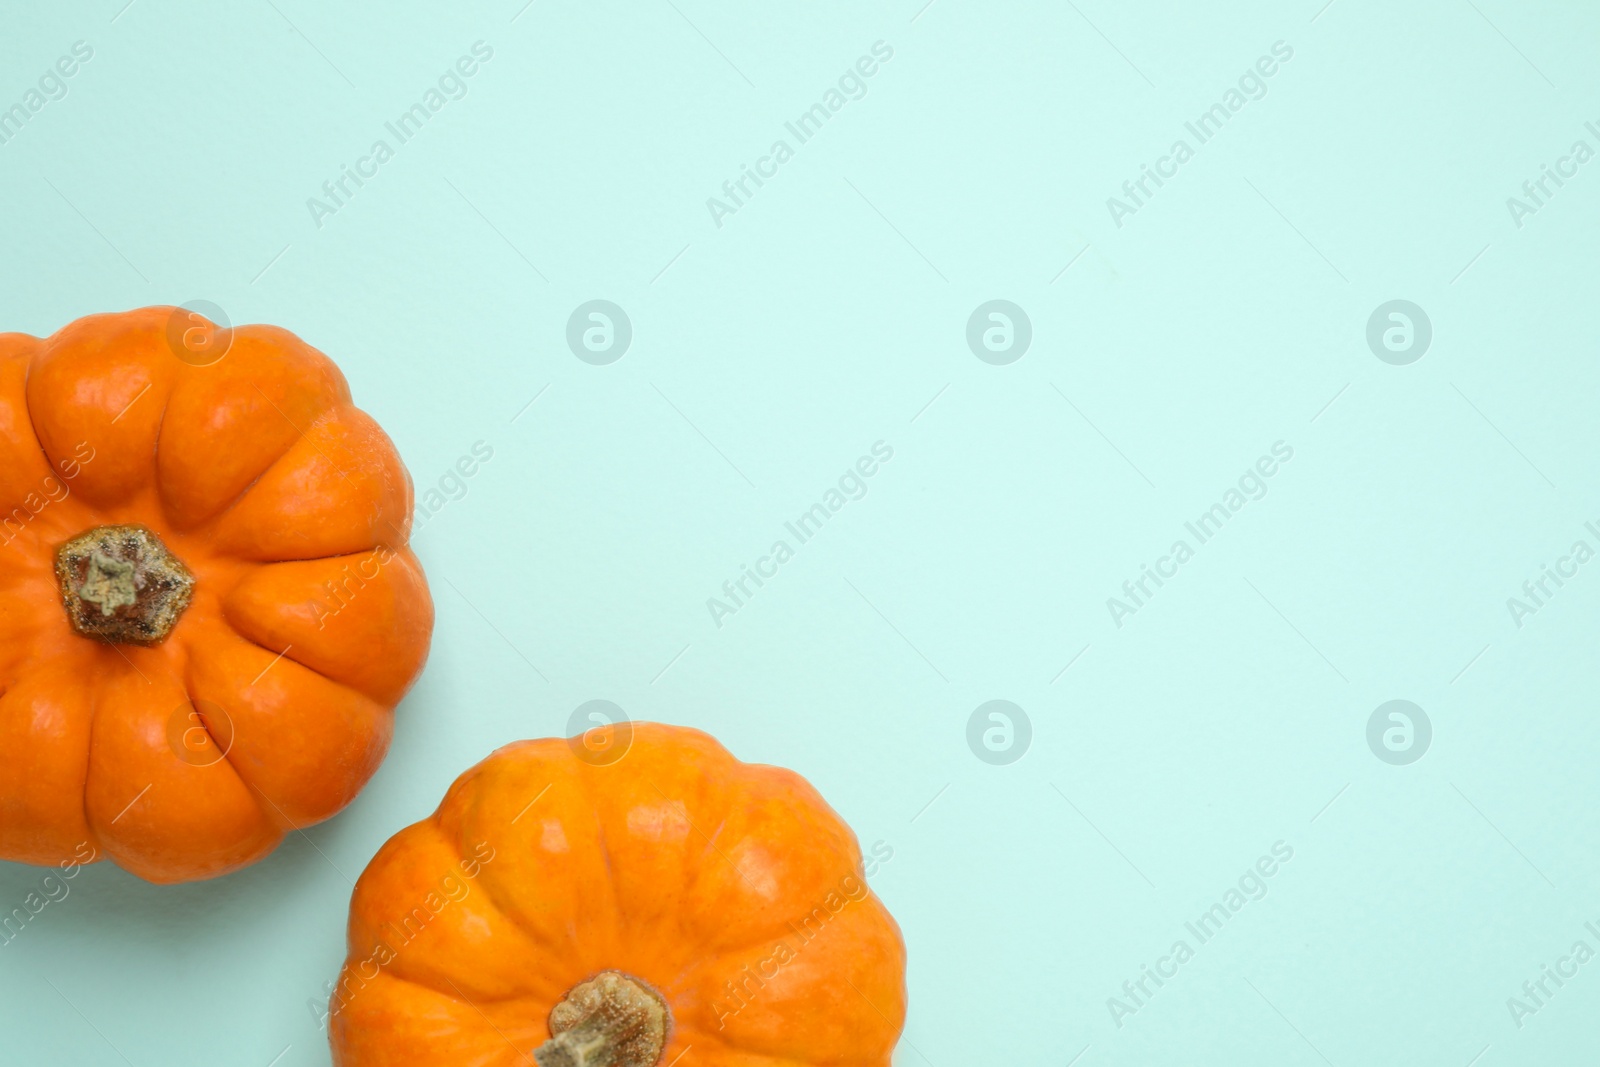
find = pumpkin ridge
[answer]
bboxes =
[206,405,413,562]
[437,762,589,967]
[674,763,826,939]
[246,777,312,835]
[664,1028,814,1067]
[575,755,628,956]
[150,381,169,471]
[261,398,348,467]
[171,643,305,837]
[364,952,554,1009]
[662,913,803,984]
[155,408,321,536]
[74,661,104,867]
[213,541,407,567]
[82,655,284,870]
[680,807,733,904]
[172,386,364,539]
[173,667,287,833]
[665,799,758,964]
[15,349,71,512]
[152,324,355,532]
[190,465,271,535]
[358,808,579,1009]
[88,647,285,846]
[206,608,325,692]
[216,546,430,707]
[247,400,349,488]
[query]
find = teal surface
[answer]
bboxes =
[2,1,1599,1063]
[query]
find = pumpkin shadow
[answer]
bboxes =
[0,829,345,954]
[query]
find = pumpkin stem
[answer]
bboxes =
[55,525,195,647]
[534,971,669,1067]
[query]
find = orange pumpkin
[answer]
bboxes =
[0,307,433,884]
[328,723,906,1066]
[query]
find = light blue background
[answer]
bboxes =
[3,0,1599,1063]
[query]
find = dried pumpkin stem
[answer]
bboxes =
[55,525,195,647]
[534,971,669,1067]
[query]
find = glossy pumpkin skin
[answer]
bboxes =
[330,724,906,1066]
[0,307,433,884]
